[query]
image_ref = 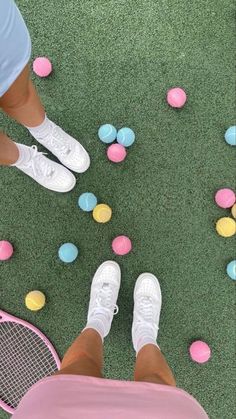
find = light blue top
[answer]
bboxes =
[0,0,31,96]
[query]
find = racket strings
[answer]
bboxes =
[0,322,58,409]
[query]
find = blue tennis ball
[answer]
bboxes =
[225,126,236,146]
[58,243,78,263]
[98,124,117,143]
[78,192,97,212]
[117,127,135,147]
[226,260,236,280]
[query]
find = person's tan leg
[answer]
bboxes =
[0,65,45,127]
[55,329,103,378]
[55,261,120,378]
[134,344,176,386]
[0,132,19,165]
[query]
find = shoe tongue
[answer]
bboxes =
[64,147,71,156]
[97,284,111,308]
[36,122,53,141]
[53,134,71,155]
[22,147,35,165]
[139,296,153,318]
[36,155,54,177]
[140,295,152,304]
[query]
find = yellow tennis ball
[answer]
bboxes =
[231,204,236,219]
[25,291,46,311]
[93,204,112,223]
[216,217,236,237]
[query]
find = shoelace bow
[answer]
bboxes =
[24,146,55,178]
[91,284,119,318]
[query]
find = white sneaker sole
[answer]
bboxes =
[133,273,162,307]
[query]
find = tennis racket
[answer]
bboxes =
[0,309,61,414]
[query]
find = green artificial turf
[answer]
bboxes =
[0,0,236,418]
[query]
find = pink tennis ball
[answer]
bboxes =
[112,235,132,255]
[167,87,187,108]
[107,144,127,163]
[189,341,211,364]
[215,188,236,209]
[0,240,14,261]
[33,57,52,77]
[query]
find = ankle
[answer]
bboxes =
[83,319,106,341]
[135,338,158,355]
[26,114,52,139]
[11,143,31,167]
[3,144,19,166]
[132,322,158,354]
[25,114,47,130]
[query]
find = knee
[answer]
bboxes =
[3,87,30,110]
[62,350,101,372]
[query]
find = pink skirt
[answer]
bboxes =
[13,375,208,419]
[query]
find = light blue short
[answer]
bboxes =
[0,0,31,97]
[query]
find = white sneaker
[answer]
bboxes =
[35,121,90,173]
[132,273,162,352]
[15,145,76,192]
[86,261,121,338]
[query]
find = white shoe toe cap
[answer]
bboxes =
[134,273,162,303]
[48,161,76,192]
[67,143,90,173]
[94,261,121,286]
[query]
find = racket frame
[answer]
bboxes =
[0,309,61,414]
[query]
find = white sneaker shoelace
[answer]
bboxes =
[23,146,55,179]
[49,126,72,157]
[90,284,119,319]
[135,296,157,333]
[39,123,72,157]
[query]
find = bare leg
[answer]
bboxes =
[134,344,176,386]
[55,262,121,378]
[0,63,90,174]
[0,65,45,127]
[0,132,19,165]
[0,64,44,166]
[56,329,103,378]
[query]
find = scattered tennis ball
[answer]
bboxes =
[231,204,236,219]
[226,260,236,281]
[224,126,236,146]
[107,143,127,163]
[189,341,211,364]
[112,235,132,255]
[0,240,14,261]
[117,127,135,147]
[215,188,235,208]
[98,124,117,143]
[78,192,97,212]
[58,243,79,263]
[25,291,46,311]
[93,204,112,223]
[167,87,187,108]
[33,57,52,77]
[216,217,236,237]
